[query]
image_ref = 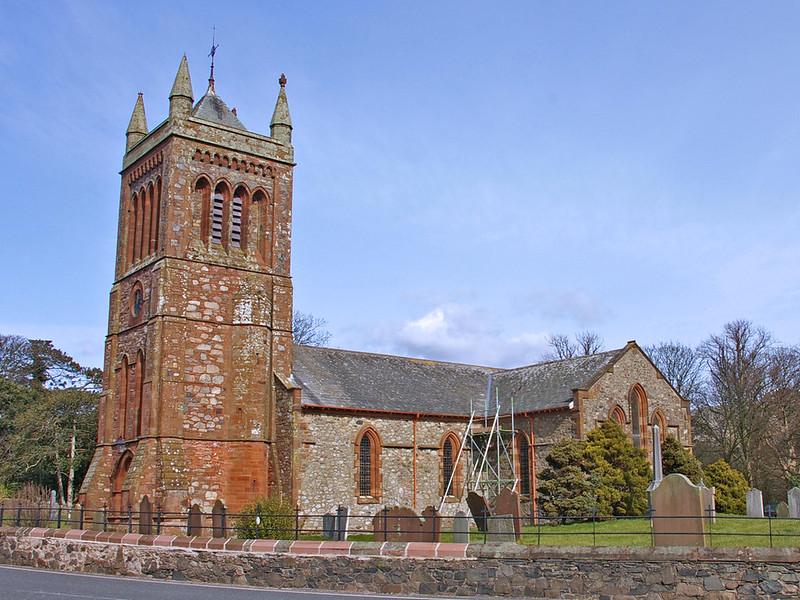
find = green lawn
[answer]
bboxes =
[512,514,800,548]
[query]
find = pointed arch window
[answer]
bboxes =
[126,191,137,267]
[135,350,145,437]
[211,187,225,245]
[629,385,648,450]
[356,428,381,501]
[196,178,211,245]
[651,409,667,442]
[149,178,161,253]
[441,432,462,498]
[609,404,626,426]
[118,356,129,439]
[231,186,249,250]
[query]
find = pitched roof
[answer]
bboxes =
[491,349,624,413]
[293,344,628,417]
[192,89,246,130]
[293,345,496,416]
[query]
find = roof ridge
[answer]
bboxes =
[498,346,626,374]
[295,343,503,372]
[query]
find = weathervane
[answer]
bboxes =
[208,26,219,91]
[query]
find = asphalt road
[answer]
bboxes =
[0,565,456,600]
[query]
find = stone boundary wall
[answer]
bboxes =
[2,527,800,598]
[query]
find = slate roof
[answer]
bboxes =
[293,344,628,417]
[192,90,246,130]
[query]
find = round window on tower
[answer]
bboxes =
[131,284,144,318]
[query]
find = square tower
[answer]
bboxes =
[79,56,297,518]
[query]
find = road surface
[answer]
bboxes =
[0,565,457,599]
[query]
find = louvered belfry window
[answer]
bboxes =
[231,194,243,247]
[211,192,224,244]
[359,435,372,497]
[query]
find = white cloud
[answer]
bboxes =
[367,303,550,367]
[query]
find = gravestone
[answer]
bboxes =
[452,511,469,543]
[139,496,153,535]
[335,505,349,541]
[776,502,790,518]
[188,504,203,536]
[211,500,226,538]
[322,513,336,539]
[373,506,440,542]
[493,487,522,539]
[650,473,707,547]
[486,514,516,542]
[788,487,800,519]
[466,491,491,532]
[747,489,764,518]
[698,480,716,524]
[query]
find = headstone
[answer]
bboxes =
[486,514,516,542]
[322,513,336,539]
[211,500,226,538]
[372,506,440,542]
[335,505,349,541]
[698,480,716,524]
[49,490,58,522]
[466,491,491,532]
[139,496,153,534]
[650,473,707,547]
[188,504,203,536]
[788,487,800,519]
[452,511,469,543]
[776,501,790,518]
[493,487,522,539]
[747,488,764,518]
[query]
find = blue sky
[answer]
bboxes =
[1,1,799,368]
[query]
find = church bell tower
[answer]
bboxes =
[79,53,297,517]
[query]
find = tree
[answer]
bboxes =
[0,334,100,390]
[544,331,604,360]
[537,439,596,520]
[645,341,704,407]
[695,320,772,483]
[584,421,651,516]
[703,459,748,515]
[761,346,800,491]
[661,436,704,484]
[292,311,332,346]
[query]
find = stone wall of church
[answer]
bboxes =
[582,346,691,449]
[297,411,470,529]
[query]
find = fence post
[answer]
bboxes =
[56,505,62,529]
[221,505,226,538]
[536,506,542,546]
[79,505,85,530]
[186,508,191,536]
[127,505,132,533]
[103,505,108,533]
[15,506,21,527]
[483,508,488,544]
[768,512,773,548]
[649,507,655,547]
[706,506,713,548]
[592,507,597,547]
[382,506,388,542]
[294,505,300,541]
[156,507,162,535]
[0,503,4,526]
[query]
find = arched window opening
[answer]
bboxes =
[517,434,531,496]
[149,179,161,254]
[196,178,211,245]
[126,192,137,267]
[253,190,270,264]
[132,193,142,263]
[135,350,145,437]
[211,183,229,247]
[141,184,152,260]
[118,356,129,439]
[651,410,667,442]
[629,385,648,450]
[441,432,462,498]
[609,405,626,426]
[356,428,380,500]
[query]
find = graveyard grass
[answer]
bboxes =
[302,515,800,547]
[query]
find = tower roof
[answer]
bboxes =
[169,54,194,101]
[192,87,246,130]
[270,73,292,128]
[126,93,148,135]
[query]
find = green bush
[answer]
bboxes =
[703,459,748,515]
[661,436,704,484]
[234,496,295,540]
[538,421,652,519]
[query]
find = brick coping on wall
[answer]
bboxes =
[2,526,799,564]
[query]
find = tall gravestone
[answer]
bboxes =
[452,511,469,543]
[747,488,764,518]
[493,487,522,539]
[788,487,800,519]
[650,473,707,547]
[650,424,663,489]
[776,502,790,518]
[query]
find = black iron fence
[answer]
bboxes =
[1,503,799,548]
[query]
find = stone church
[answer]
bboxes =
[79,55,692,524]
